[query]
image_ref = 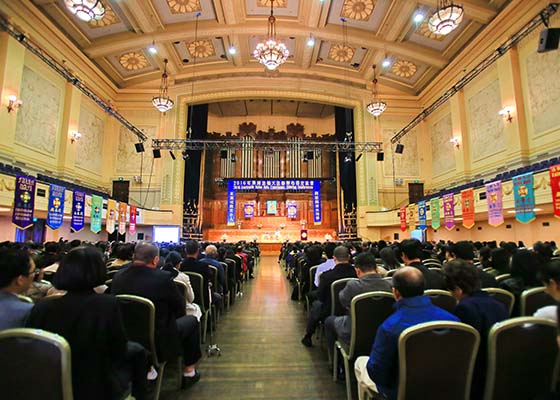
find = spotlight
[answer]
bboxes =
[147,42,157,54]
[377,152,384,161]
[135,142,145,153]
[153,149,161,158]
[169,151,176,160]
[228,46,237,55]
[307,35,315,47]
[395,144,404,154]
[356,153,363,162]
[413,11,425,23]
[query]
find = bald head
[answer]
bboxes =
[133,242,159,266]
[205,245,218,259]
[392,266,425,298]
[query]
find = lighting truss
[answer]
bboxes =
[152,139,383,153]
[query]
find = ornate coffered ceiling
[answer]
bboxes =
[24,0,510,95]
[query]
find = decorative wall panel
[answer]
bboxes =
[15,66,61,154]
[116,125,157,174]
[75,106,105,173]
[383,128,419,177]
[430,113,455,174]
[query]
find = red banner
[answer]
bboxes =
[400,206,407,232]
[550,164,560,218]
[129,205,137,234]
[461,188,475,229]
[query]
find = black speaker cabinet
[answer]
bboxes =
[538,28,560,53]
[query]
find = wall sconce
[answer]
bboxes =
[69,130,82,144]
[498,106,514,123]
[450,136,461,148]
[7,94,22,113]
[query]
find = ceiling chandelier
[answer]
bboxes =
[152,59,174,113]
[428,0,464,35]
[65,0,105,22]
[253,0,289,71]
[366,65,387,117]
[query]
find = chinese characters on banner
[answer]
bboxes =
[400,206,407,232]
[46,184,65,230]
[485,181,504,226]
[512,172,535,223]
[550,165,560,218]
[118,202,127,235]
[106,199,117,234]
[90,195,103,234]
[443,193,455,230]
[12,176,36,230]
[461,188,475,229]
[71,190,85,232]
[430,197,440,229]
[418,200,427,230]
[129,205,137,234]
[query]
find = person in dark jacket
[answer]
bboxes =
[27,246,148,400]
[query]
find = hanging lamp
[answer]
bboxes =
[152,59,174,113]
[253,0,289,71]
[366,65,387,117]
[428,0,464,35]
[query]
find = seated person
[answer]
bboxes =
[354,267,459,400]
[0,244,35,329]
[26,246,148,400]
[443,259,508,400]
[324,252,391,353]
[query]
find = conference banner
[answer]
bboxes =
[550,164,560,218]
[312,180,322,224]
[90,194,103,234]
[244,203,255,218]
[287,201,297,219]
[226,180,236,226]
[461,188,475,229]
[46,184,65,230]
[443,193,455,230]
[106,199,117,234]
[12,175,36,230]
[129,205,137,234]
[418,200,427,230]
[485,181,504,226]
[71,190,85,232]
[408,204,416,231]
[118,202,127,235]
[400,206,407,232]
[513,172,536,224]
[430,197,441,230]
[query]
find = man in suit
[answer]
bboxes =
[399,239,445,289]
[111,242,201,386]
[181,240,221,309]
[324,252,392,352]
[301,245,357,347]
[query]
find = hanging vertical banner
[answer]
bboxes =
[106,199,117,234]
[46,184,65,230]
[118,202,127,235]
[513,172,536,224]
[430,197,441,230]
[485,181,504,226]
[90,195,103,234]
[12,175,36,230]
[443,193,455,230]
[461,188,475,229]
[312,180,322,224]
[418,200,427,230]
[244,203,255,218]
[400,206,407,232]
[129,205,137,234]
[226,180,236,226]
[71,190,86,232]
[550,165,560,218]
[408,204,416,231]
[287,201,297,219]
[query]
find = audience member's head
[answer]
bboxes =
[537,260,560,301]
[53,246,106,291]
[399,239,423,263]
[392,266,424,299]
[379,247,400,270]
[450,241,475,262]
[333,245,350,263]
[0,245,35,293]
[510,249,540,287]
[185,240,200,257]
[491,247,510,274]
[353,252,378,276]
[133,242,160,266]
[443,259,481,300]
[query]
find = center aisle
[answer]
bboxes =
[167,255,346,400]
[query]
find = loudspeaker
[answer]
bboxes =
[153,149,161,158]
[377,152,384,161]
[306,151,314,160]
[538,28,560,53]
[220,150,228,159]
[134,142,145,153]
[395,144,404,154]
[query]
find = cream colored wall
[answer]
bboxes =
[207,114,335,135]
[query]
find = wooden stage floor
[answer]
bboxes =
[162,255,347,400]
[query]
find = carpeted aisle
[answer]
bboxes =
[164,255,346,399]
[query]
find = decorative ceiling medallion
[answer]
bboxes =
[88,4,119,28]
[340,0,375,21]
[119,52,149,71]
[328,44,355,63]
[417,20,445,41]
[257,0,287,7]
[166,0,202,14]
[391,60,417,78]
[186,40,216,58]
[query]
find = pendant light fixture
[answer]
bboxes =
[152,59,174,113]
[65,0,105,22]
[428,0,464,36]
[366,65,387,117]
[253,0,289,71]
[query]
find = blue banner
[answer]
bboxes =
[312,180,322,224]
[46,184,65,230]
[232,179,316,191]
[12,175,36,230]
[513,172,535,224]
[226,180,236,226]
[418,200,427,230]
[244,203,255,218]
[71,190,85,232]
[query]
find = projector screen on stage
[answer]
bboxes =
[266,200,277,215]
[153,226,180,243]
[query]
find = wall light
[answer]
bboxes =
[450,136,461,148]
[7,94,22,113]
[499,106,514,123]
[70,130,82,144]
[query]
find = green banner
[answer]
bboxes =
[430,197,440,230]
[90,194,103,234]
